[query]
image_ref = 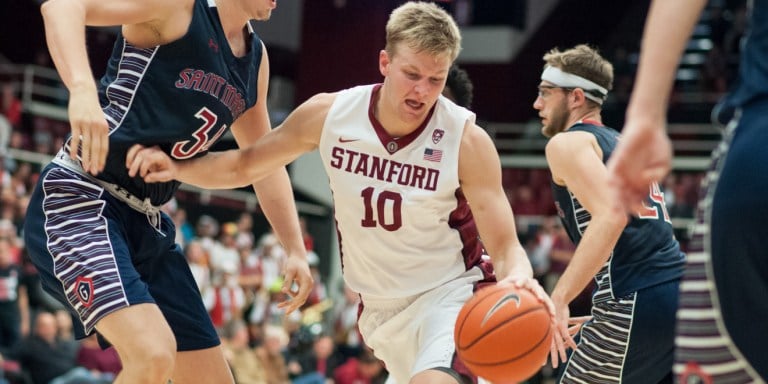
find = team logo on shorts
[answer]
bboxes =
[679,362,712,384]
[432,129,445,144]
[75,276,95,308]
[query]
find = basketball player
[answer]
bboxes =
[23,0,313,383]
[609,0,768,381]
[126,2,559,383]
[533,45,685,383]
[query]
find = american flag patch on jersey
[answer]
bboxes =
[424,148,443,162]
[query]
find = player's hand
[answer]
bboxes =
[68,84,109,175]
[499,275,555,318]
[549,298,579,369]
[126,144,178,182]
[277,253,314,315]
[607,117,672,214]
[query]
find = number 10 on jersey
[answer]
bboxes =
[361,187,403,231]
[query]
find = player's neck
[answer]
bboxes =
[567,110,602,128]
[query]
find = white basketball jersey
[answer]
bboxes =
[319,84,486,299]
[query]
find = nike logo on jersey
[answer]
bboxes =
[480,291,521,327]
[338,137,360,143]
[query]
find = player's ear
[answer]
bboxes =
[379,49,390,77]
[570,88,586,107]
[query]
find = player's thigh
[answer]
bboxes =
[710,108,768,377]
[173,345,234,384]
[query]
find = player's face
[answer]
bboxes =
[248,0,277,20]
[533,82,571,138]
[379,44,451,127]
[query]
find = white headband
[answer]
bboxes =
[541,65,608,105]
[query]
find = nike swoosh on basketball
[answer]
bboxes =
[338,137,360,143]
[480,292,521,327]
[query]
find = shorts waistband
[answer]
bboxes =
[52,149,162,227]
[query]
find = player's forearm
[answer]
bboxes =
[626,0,707,122]
[253,169,307,258]
[551,213,626,304]
[493,244,533,281]
[41,0,96,91]
[175,150,253,189]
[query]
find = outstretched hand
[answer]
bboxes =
[549,299,590,368]
[126,144,178,183]
[608,118,672,214]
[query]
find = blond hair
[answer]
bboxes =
[543,44,614,97]
[385,2,461,61]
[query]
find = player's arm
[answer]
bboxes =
[228,42,316,314]
[547,132,627,308]
[608,0,707,212]
[458,122,531,282]
[41,0,190,175]
[459,121,558,341]
[546,131,628,365]
[127,92,332,188]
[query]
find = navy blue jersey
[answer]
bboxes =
[551,123,685,297]
[71,0,262,205]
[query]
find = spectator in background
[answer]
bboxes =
[208,259,246,333]
[331,282,363,360]
[18,311,109,384]
[288,333,342,384]
[236,212,256,251]
[76,333,122,382]
[196,214,222,255]
[256,325,291,384]
[257,232,286,292]
[222,320,267,384]
[299,216,314,252]
[333,347,387,384]
[0,83,22,131]
[185,240,212,296]
[0,237,28,356]
[173,206,196,247]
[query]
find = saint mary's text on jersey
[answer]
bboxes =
[330,146,439,191]
[175,68,246,118]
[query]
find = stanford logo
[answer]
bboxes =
[432,129,444,144]
[75,276,94,308]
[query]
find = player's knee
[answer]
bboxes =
[120,334,177,381]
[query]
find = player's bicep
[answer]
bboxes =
[546,133,616,216]
[459,124,516,248]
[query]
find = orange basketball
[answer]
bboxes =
[454,284,551,383]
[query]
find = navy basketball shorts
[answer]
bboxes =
[675,102,768,382]
[23,164,219,351]
[561,279,679,384]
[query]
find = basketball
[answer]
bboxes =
[455,284,551,383]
